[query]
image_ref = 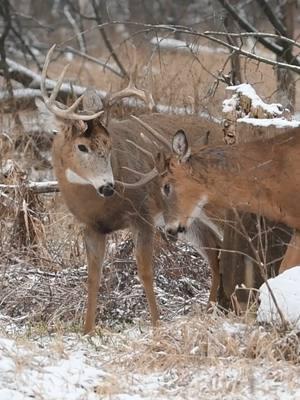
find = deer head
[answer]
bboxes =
[36,44,156,196]
[160,129,209,236]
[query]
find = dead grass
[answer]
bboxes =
[98,313,299,373]
[0,230,211,333]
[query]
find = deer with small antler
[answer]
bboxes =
[36,45,223,333]
[148,126,300,276]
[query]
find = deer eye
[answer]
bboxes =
[77,144,89,153]
[163,183,171,197]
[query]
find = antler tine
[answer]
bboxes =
[106,44,155,111]
[114,138,159,188]
[107,84,154,111]
[115,167,159,188]
[64,93,85,112]
[41,44,56,102]
[130,115,172,151]
[126,139,155,162]
[49,63,70,102]
[40,44,104,121]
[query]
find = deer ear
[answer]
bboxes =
[172,129,191,162]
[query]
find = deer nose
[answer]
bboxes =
[98,183,115,197]
[178,225,186,234]
[166,227,178,241]
[166,225,186,239]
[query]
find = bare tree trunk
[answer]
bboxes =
[276,0,296,112]
[218,1,244,308]
[0,0,14,102]
[223,0,242,84]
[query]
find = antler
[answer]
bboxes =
[130,115,172,151]
[41,44,104,121]
[105,45,155,112]
[115,167,158,188]
[115,139,159,188]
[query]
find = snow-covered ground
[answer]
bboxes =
[0,268,299,399]
[1,274,300,400]
[0,327,299,400]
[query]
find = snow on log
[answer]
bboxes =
[0,181,59,194]
[222,83,300,144]
[257,266,300,329]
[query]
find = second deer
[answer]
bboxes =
[151,128,300,275]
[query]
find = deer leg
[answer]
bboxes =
[279,230,300,274]
[206,247,220,304]
[83,226,106,334]
[134,227,160,326]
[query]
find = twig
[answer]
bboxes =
[10,24,42,71]
[204,31,300,51]
[91,0,128,79]
[92,21,300,74]
[256,0,287,36]
[233,209,290,330]
[64,5,86,54]
[216,0,283,55]
[63,46,123,77]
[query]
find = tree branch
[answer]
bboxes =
[204,31,300,51]
[91,0,128,79]
[256,0,287,36]
[10,14,42,71]
[89,21,300,72]
[216,0,284,55]
[64,5,86,54]
[0,0,14,98]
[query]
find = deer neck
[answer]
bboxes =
[190,144,278,219]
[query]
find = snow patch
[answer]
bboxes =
[223,83,300,128]
[257,266,300,328]
[226,83,284,116]
[238,117,300,128]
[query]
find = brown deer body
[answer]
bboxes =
[159,129,300,274]
[37,45,223,333]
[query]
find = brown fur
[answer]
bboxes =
[170,130,300,228]
[162,128,300,275]
[52,114,224,333]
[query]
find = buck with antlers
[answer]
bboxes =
[36,45,223,333]
[150,127,300,274]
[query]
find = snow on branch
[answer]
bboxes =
[223,83,285,118]
[150,36,227,54]
[6,57,107,97]
[222,83,300,144]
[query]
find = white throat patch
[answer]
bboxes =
[65,168,89,185]
[154,212,165,228]
[187,196,223,241]
[189,196,208,224]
